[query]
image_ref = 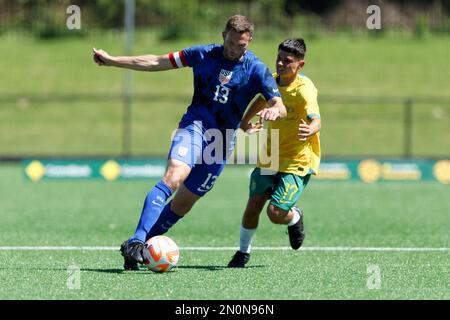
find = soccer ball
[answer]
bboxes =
[143,235,180,273]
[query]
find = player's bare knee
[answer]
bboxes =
[162,171,183,191]
[163,160,190,191]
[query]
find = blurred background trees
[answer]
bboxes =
[1,0,449,39]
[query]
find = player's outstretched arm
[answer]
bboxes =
[239,96,267,133]
[257,96,287,121]
[240,96,287,133]
[92,48,175,72]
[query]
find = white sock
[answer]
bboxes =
[239,225,256,254]
[287,209,300,226]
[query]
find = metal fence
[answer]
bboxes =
[0,93,449,160]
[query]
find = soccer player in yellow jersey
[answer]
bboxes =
[228,38,321,267]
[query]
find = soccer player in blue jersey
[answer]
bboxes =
[93,15,287,270]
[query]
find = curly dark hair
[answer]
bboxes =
[278,38,306,59]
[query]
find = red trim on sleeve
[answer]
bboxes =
[179,50,188,67]
[168,53,177,68]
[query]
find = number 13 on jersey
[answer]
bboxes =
[213,85,230,104]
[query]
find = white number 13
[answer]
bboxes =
[213,85,230,104]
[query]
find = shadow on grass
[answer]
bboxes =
[78,265,266,273]
[80,268,132,274]
[0,265,265,274]
[176,265,265,271]
[0,267,142,274]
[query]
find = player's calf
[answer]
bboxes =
[242,194,268,228]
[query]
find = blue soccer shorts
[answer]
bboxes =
[168,122,230,197]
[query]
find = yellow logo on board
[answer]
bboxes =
[433,160,450,184]
[25,161,46,182]
[358,159,381,183]
[100,160,121,181]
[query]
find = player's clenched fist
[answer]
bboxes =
[92,48,115,66]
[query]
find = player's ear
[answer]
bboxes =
[298,60,305,70]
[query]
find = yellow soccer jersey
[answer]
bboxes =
[258,73,321,176]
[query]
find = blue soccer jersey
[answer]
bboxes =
[169,44,281,132]
[166,44,281,196]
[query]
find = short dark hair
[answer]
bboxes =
[224,15,254,37]
[278,38,306,59]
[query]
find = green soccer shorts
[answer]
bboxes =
[249,167,311,212]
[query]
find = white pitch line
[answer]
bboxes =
[0,246,448,252]
[183,246,450,252]
[0,246,118,251]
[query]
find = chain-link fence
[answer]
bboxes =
[1,93,449,159]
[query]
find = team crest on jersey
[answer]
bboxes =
[219,69,233,85]
[177,146,188,157]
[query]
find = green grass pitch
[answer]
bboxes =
[0,164,449,299]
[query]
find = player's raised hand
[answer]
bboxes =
[257,106,280,122]
[92,48,115,66]
[298,119,312,141]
